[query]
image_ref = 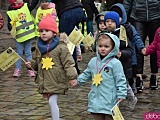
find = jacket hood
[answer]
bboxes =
[95,11,109,23]
[110,3,127,24]
[96,33,120,61]
[58,32,69,43]
[95,11,108,30]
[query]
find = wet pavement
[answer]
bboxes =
[0,9,160,120]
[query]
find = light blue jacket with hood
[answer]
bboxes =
[77,33,127,115]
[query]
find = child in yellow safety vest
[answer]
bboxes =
[7,0,39,77]
[35,0,57,37]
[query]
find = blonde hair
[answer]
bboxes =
[97,34,115,47]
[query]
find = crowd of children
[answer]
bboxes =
[0,0,159,120]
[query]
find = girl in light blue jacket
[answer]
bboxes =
[70,32,127,120]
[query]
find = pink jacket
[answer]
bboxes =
[146,27,160,68]
[49,3,57,20]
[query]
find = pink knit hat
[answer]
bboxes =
[38,14,58,34]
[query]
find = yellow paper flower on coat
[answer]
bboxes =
[10,18,18,27]
[93,73,103,87]
[41,57,54,70]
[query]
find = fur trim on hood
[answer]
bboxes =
[58,33,69,44]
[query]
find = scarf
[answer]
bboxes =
[37,35,59,54]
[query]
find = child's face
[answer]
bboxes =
[98,35,114,57]
[16,0,23,4]
[105,19,116,32]
[41,2,50,9]
[39,29,55,43]
[99,21,106,31]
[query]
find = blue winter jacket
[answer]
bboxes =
[110,3,144,65]
[77,33,127,115]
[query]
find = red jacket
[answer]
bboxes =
[0,13,3,30]
[146,27,160,68]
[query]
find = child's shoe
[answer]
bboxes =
[136,77,144,93]
[128,96,138,111]
[28,70,35,77]
[150,75,158,90]
[13,69,21,77]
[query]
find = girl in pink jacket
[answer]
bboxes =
[142,27,160,90]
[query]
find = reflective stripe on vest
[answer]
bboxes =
[7,3,36,42]
[79,22,87,36]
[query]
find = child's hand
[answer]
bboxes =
[25,61,32,69]
[88,46,94,52]
[117,51,122,58]
[118,98,124,103]
[141,48,146,55]
[77,55,82,62]
[69,79,78,87]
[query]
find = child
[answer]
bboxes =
[142,27,160,90]
[0,13,4,30]
[95,11,107,32]
[70,32,127,120]
[26,14,78,120]
[109,3,145,93]
[35,0,57,36]
[92,11,108,52]
[7,0,39,77]
[104,11,137,111]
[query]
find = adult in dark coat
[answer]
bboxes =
[51,0,87,74]
[100,0,123,12]
[81,0,99,35]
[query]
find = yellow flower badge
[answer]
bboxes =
[41,57,54,70]
[92,73,103,87]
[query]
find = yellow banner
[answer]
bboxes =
[83,32,95,49]
[111,102,124,120]
[0,47,20,71]
[69,26,84,46]
[119,25,128,47]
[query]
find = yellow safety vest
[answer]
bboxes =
[7,3,36,43]
[35,7,54,36]
[79,22,87,36]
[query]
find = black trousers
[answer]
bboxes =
[130,18,160,74]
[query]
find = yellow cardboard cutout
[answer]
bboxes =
[119,25,128,47]
[93,73,103,87]
[111,102,124,120]
[69,26,84,46]
[83,32,95,49]
[0,47,20,71]
[10,18,18,38]
[41,57,54,70]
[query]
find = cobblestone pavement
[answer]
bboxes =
[0,9,160,120]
